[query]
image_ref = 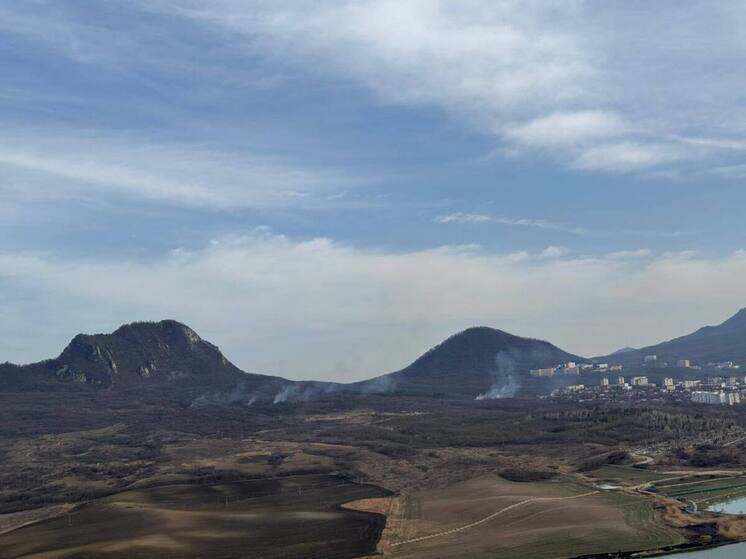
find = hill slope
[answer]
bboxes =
[354,326,583,399]
[597,308,746,366]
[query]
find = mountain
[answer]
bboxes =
[1,321,582,402]
[1,320,288,396]
[611,346,637,355]
[353,326,583,399]
[597,308,746,366]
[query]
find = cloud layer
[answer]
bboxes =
[155,0,746,175]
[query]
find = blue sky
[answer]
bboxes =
[3,1,746,381]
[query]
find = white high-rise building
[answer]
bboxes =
[726,392,741,405]
[691,391,741,405]
[692,391,723,405]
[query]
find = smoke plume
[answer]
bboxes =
[272,381,337,404]
[475,351,521,400]
[190,381,258,408]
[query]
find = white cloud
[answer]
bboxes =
[145,0,746,175]
[573,142,687,172]
[3,233,746,380]
[539,245,568,259]
[6,2,745,176]
[505,110,628,148]
[0,130,353,209]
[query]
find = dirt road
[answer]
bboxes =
[389,490,599,548]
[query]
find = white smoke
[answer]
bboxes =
[190,381,258,408]
[272,382,337,404]
[475,351,521,400]
[356,374,397,395]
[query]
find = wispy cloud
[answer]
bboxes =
[434,212,588,235]
[0,129,356,210]
[139,0,746,176]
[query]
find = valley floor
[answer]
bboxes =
[3,395,746,558]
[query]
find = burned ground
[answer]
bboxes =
[2,390,746,558]
[0,474,389,559]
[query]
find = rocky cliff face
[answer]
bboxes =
[43,320,261,388]
[0,320,324,407]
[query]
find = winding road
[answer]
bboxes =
[390,490,599,548]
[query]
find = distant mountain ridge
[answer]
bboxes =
[596,308,746,366]
[1,322,584,401]
[7,309,746,402]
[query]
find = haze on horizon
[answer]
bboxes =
[3,1,746,381]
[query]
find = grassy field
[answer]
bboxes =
[0,474,390,559]
[653,476,746,506]
[350,474,683,559]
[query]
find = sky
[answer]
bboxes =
[3,1,746,381]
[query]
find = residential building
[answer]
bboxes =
[691,390,741,405]
[692,391,724,405]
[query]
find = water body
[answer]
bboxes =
[658,543,746,558]
[707,495,746,515]
[657,496,746,557]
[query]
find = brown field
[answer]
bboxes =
[0,475,389,559]
[3,393,746,558]
[349,474,683,559]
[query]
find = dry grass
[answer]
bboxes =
[358,475,682,559]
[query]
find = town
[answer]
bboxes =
[533,356,746,406]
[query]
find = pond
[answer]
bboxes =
[706,495,746,515]
[657,496,746,558]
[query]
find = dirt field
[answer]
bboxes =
[0,474,390,559]
[349,474,683,559]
